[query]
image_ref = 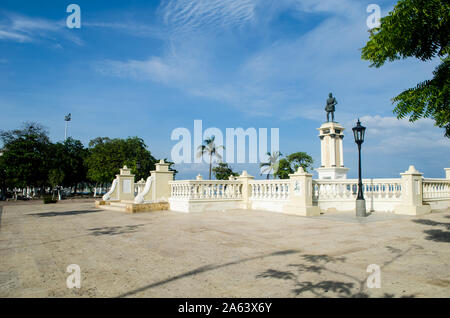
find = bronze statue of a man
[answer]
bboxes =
[325,92,337,122]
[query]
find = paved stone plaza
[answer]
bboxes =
[0,200,449,297]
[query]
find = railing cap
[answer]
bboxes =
[400,165,423,176]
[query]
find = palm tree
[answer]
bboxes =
[197,136,225,180]
[259,151,282,179]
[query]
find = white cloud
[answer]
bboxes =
[82,21,166,40]
[95,0,441,129]
[0,12,83,45]
[96,57,183,84]
[343,115,450,155]
[158,0,256,35]
[0,29,30,42]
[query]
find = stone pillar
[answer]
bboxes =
[237,170,254,209]
[283,167,320,216]
[320,136,325,167]
[395,165,431,216]
[117,166,135,201]
[316,122,349,179]
[150,159,174,202]
[339,135,344,167]
[330,134,336,167]
[445,168,450,179]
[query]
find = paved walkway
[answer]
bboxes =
[0,201,449,297]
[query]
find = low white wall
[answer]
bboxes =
[250,200,289,213]
[423,199,450,211]
[316,199,400,212]
[169,199,244,213]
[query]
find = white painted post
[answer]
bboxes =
[395,165,431,215]
[445,168,450,179]
[283,167,320,216]
[117,166,135,201]
[150,159,174,202]
[237,170,254,209]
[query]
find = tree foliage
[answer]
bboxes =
[50,137,88,188]
[0,123,164,197]
[85,137,157,185]
[259,151,282,179]
[197,136,224,180]
[212,162,239,180]
[0,122,52,188]
[361,0,450,137]
[274,152,314,179]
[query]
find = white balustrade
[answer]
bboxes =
[249,180,290,201]
[169,175,449,213]
[170,180,243,200]
[312,179,402,202]
[423,179,450,200]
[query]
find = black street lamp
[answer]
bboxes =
[352,119,367,217]
[136,160,141,175]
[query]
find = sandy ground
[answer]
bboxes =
[0,201,449,298]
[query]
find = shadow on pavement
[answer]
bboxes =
[29,210,101,217]
[412,218,450,243]
[116,249,301,298]
[88,224,146,236]
[256,247,416,298]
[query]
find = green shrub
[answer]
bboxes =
[43,196,57,204]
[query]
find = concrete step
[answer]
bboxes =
[98,204,127,212]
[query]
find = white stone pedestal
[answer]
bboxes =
[315,122,349,180]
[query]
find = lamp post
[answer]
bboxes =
[136,160,141,177]
[64,113,71,140]
[352,119,366,217]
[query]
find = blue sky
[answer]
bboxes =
[0,0,449,180]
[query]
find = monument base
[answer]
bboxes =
[316,167,349,179]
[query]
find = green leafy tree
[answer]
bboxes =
[259,151,282,179]
[273,158,292,179]
[361,0,450,137]
[85,137,157,187]
[0,153,9,200]
[50,137,88,192]
[48,168,65,199]
[274,152,314,179]
[0,122,53,190]
[212,162,239,180]
[286,152,314,172]
[196,136,224,180]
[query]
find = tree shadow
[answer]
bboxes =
[412,218,450,243]
[256,269,296,280]
[382,293,416,298]
[256,246,415,298]
[29,210,101,217]
[423,229,450,243]
[288,264,324,274]
[88,224,146,236]
[116,249,301,297]
[413,219,450,230]
[301,254,346,264]
[293,281,356,297]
